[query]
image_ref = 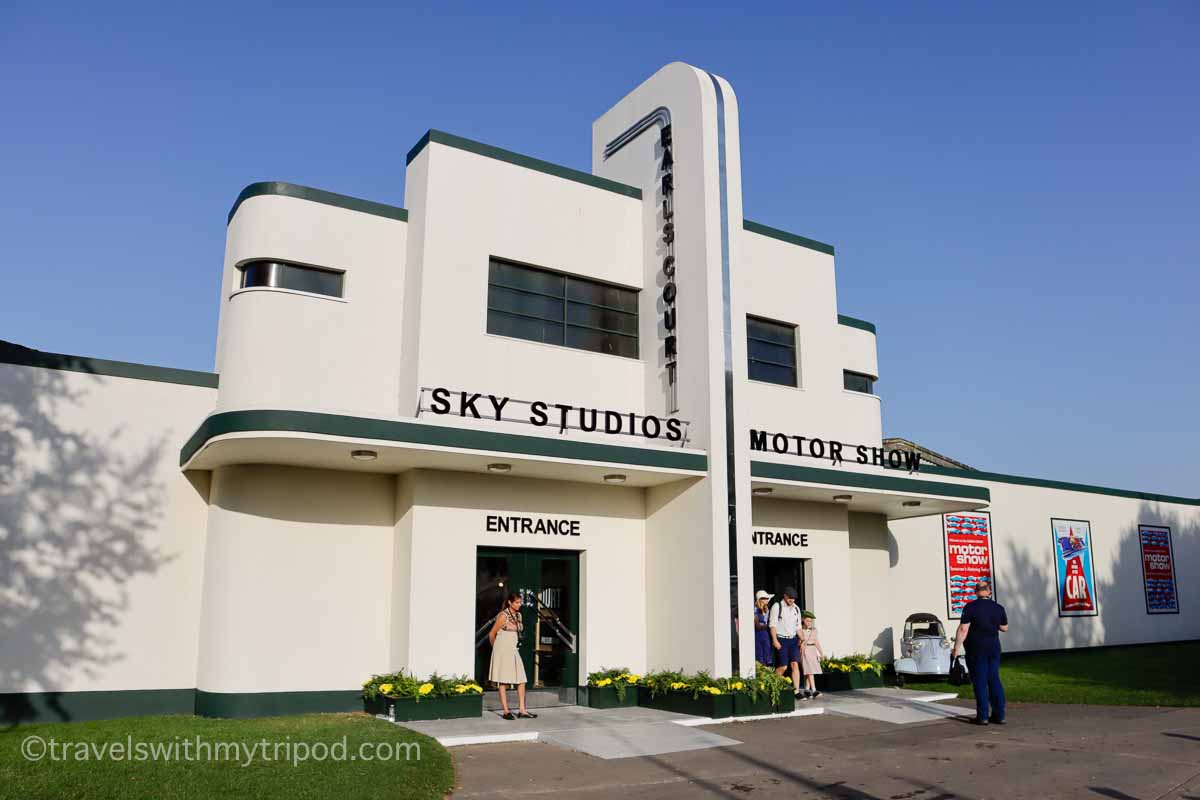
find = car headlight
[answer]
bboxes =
[912,641,923,650]
[941,640,950,649]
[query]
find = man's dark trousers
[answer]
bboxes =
[965,649,1005,722]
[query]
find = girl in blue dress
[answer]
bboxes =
[754,590,773,666]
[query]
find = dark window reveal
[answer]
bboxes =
[747,316,797,387]
[487,259,638,359]
[843,370,876,394]
[238,260,344,298]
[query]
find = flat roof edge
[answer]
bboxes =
[743,219,835,256]
[406,129,643,200]
[228,182,409,225]
[0,340,218,389]
[920,464,1200,507]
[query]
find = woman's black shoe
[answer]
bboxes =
[501,712,516,720]
[517,711,538,719]
[989,717,1006,725]
[970,718,989,725]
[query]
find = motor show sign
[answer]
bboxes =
[1138,525,1179,614]
[1052,518,1099,617]
[943,512,995,620]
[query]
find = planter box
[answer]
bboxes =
[815,671,884,692]
[732,690,797,716]
[363,694,482,721]
[586,685,640,709]
[639,691,733,719]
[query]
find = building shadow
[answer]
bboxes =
[0,354,172,725]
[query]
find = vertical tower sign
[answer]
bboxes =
[660,123,679,413]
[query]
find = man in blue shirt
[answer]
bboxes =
[951,580,1008,725]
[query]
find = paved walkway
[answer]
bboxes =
[450,702,1200,799]
[399,688,966,758]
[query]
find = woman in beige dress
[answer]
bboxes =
[488,592,537,720]
[799,612,825,700]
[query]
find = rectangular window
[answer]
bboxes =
[747,315,797,387]
[843,370,876,394]
[487,259,638,359]
[238,260,344,299]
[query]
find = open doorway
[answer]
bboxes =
[752,556,808,611]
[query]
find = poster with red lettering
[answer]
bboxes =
[943,512,995,620]
[1052,518,1099,617]
[1139,525,1179,614]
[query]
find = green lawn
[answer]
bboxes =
[0,713,454,800]
[902,641,1200,706]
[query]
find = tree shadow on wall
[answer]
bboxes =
[0,353,172,725]
[996,502,1197,700]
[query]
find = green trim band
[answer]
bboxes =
[0,689,196,725]
[751,461,991,502]
[181,409,708,472]
[0,340,218,389]
[920,464,1200,507]
[228,181,408,225]
[837,315,877,335]
[743,220,836,256]
[195,690,362,719]
[406,130,643,200]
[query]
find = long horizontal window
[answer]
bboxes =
[747,315,797,387]
[844,370,876,394]
[238,260,344,299]
[487,259,638,359]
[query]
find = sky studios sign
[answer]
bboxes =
[428,387,685,442]
[750,429,923,472]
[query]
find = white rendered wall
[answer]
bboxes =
[398,470,647,680]
[400,143,645,418]
[888,480,1200,655]
[848,512,894,661]
[215,194,408,417]
[0,364,215,694]
[740,230,882,449]
[750,499,855,658]
[196,465,395,693]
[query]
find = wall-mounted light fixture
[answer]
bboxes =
[487,463,512,473]
[833,494,853,504]
[603,474,627,484]
[351,450,378,461]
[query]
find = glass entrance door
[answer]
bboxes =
[475,548,580,690]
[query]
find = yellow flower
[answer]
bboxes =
[731,681,744,691]
[706,687,722,695]
[454,685,468,694]
[379,683,394,695]
[418,683,434,695]
[670,681,687,690]
[625,674,640,683]
[596,678,612,687]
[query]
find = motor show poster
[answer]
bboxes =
[1138,525,1179,614]
[1052,518,1099,617]
[943,512,995,620]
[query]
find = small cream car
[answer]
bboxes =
[894,613,953,687]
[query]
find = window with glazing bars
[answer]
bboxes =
[843,370,876,394]
[486,259,638,358]
[747,315,797,387]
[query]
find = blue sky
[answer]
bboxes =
[2,1,1197,495]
